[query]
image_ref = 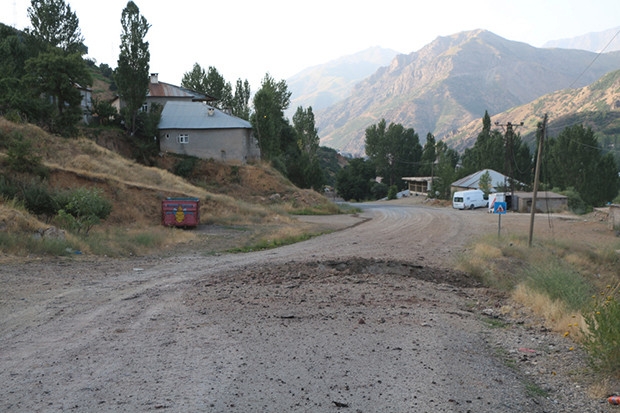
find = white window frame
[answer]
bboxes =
[177,134,189,144]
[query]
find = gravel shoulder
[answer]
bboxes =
[1,198,618,412]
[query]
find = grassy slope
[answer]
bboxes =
[0,117,337,257]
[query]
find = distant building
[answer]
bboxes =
[159,101,260,164]
[450,169,517,193]
[511,191,568,213]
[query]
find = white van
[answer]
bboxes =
[452,189,488,210]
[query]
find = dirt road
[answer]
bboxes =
[1,199,616,412]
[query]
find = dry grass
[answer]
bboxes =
[512,284,585,337]
[0,118,337,257]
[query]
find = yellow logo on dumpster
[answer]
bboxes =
[175,205,185,223]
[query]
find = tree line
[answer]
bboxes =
[336,110,619,211]
[0,0,325,191]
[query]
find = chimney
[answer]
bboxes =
[207,107,215,116]
[150,73,159,84]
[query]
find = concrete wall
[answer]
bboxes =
[160,128,260,164]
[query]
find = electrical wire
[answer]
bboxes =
[568,28,620,89]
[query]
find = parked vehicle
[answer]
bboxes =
[452,189,488,210]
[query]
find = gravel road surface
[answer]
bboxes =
[1,198,617,412]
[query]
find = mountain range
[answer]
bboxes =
[286,46,398,118]
[542,26,620,52]
[288,28,620,156]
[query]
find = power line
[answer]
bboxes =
[568,27,620,89]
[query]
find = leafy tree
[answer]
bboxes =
[460,111,504,176]
[250,73,291,163]
[459,111,532,189]
[478,170,492,196]
[232,78,251,120]
[24,49,92,136]
[545,124,619,206]
[290,106,325,191]
[181,63,250,118]
[115,1,150,136]
[419,133,437,176]
[336,158,376,201]
[0,24,46,120]
[27,0,86,54]
[431,141,459,199]
[91,97,118,125]
[364,119,422,188]
[180,62,206,93]
[204,66,233,108]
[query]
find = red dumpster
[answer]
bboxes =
[161,197,200,227]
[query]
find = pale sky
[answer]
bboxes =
[2,0,620,89]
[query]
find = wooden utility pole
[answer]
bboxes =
[528,114,547,247]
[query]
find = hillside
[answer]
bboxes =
[316,29,620,156]
[286,46,398,117]
[444,69,620,152]
[0,118,336,257]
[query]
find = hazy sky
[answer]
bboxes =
[2,0,619,89]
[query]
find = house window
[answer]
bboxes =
[140,102,148,112]
[178,134,189,144]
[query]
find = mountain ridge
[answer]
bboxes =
[286,46,398,117]
[314,29,620,156]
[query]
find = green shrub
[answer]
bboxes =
[21,181,59,221]
[0,175,19,200]
[371,182,388,200]
[54,187,112,234]
[173,157,198,178]
[387,185,399,200]
[6,133,40,172]
[581,285,620,376]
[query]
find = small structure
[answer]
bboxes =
[159,101,260,164]
[450,169,517,193]
[512,191,568,213]
[402,176,433,195]
[161,197,200,227]
[111,73,216,115]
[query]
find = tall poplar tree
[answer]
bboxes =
[251,73,291,163]
[27,0,86,54]
[115,1,150,135]
[232,79,251,120]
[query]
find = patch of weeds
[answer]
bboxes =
[524,380,549,398]
[483,316,508,329]
[524,261,593,312]
[581,284,620,377]
[0,232,74,257]
[228,232,318,253]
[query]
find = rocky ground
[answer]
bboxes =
[1,197,619,412]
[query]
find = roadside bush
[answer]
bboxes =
[54,187,112,235]
[370,182,388,200]
[21,181,59,221]
[559,187,591,215]
[173,156,198,178]
[387,185,399,200]
[581,285,620,377]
